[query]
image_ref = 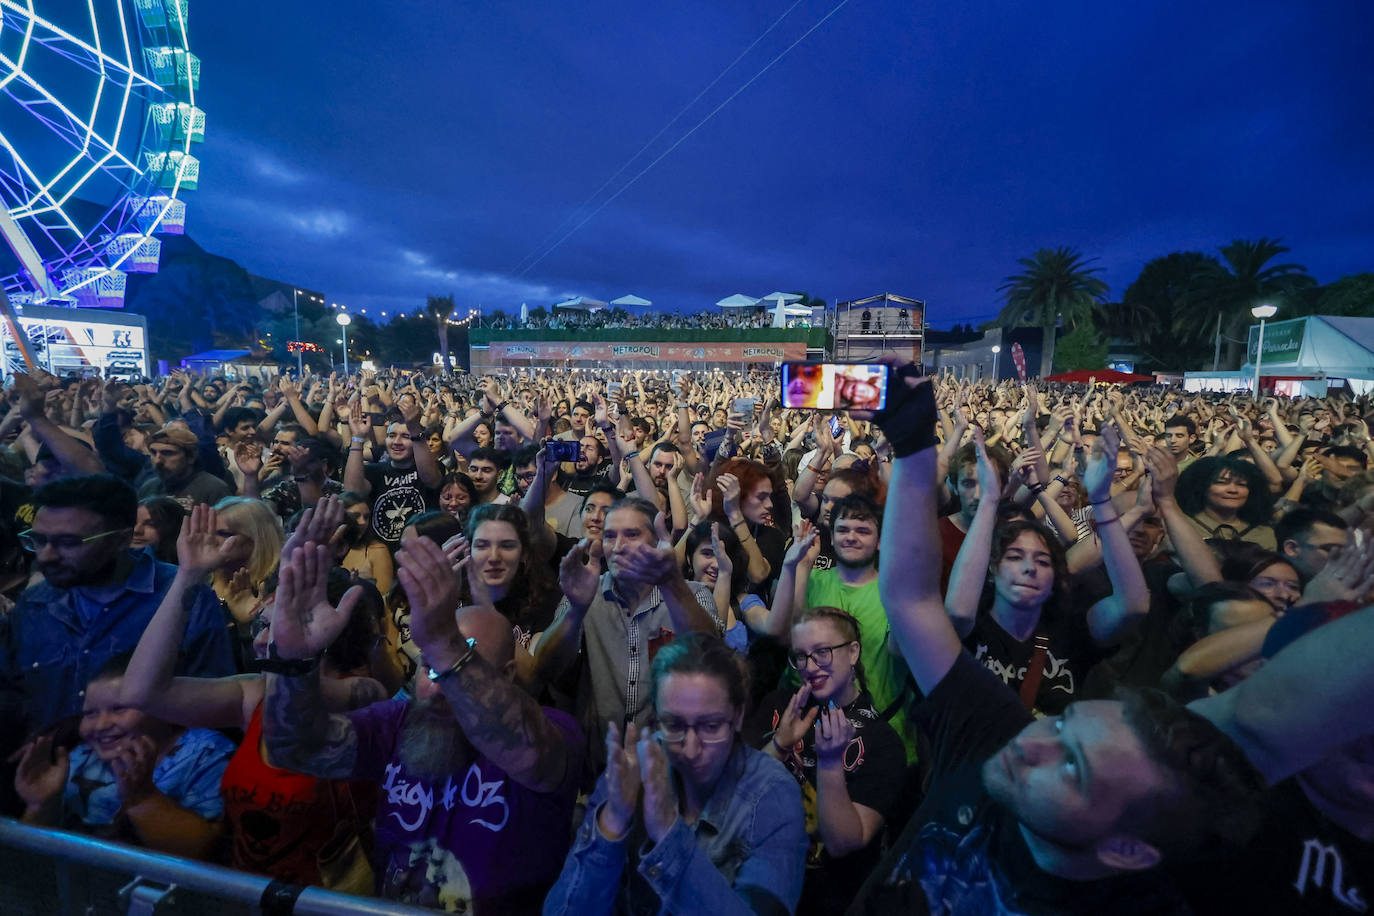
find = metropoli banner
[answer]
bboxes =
[486,340,808,364]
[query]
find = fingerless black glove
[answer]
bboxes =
[872,363,938,458]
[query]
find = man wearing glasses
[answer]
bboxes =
[1,475,235,742]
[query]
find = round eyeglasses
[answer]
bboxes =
[787,641,857,671]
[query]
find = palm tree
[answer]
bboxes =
[1113,251,1222,370]
[426,294,456,373]
[997,247,1108,378]
[1172,238,1314,368]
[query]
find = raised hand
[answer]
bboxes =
[441,532,470,573]
[1301,540,1374,605]
[773,683,820,754]
[597,722,642,839]
[1144,445,1180,502]
[110,734,159,806]
[637,730,679,842]
[234,442,263,477]
[559,539,601,611]
[709,522,733,582]
[1082,421,1122,504]
[270,543,362,661]
[281,495,347,558]
[689,472,713,523]
[285,444,313,475]
[814,704,856,765]
[395,535,464,657]
[176,504,238,577]
[784,520,821,569]
[455,555,494,609]
[14,735,69,813]
[347,399,371,440]
[971,427,1001,499]
[610,512,680,586]
[716,473,743,522]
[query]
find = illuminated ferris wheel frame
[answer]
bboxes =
[0,0,203,368]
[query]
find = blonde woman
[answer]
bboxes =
[210,496,284,670]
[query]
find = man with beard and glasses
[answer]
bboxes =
[0,475,234,742]
[262,536,582,915]
[799,493,915,763]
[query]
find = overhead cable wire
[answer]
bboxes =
[509,0,807,275]
[516,0,854,278]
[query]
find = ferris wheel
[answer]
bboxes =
[0,0,203,363]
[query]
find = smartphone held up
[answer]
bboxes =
[781,362,891,411]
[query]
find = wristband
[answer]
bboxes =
[623,450,640,462]
[426,637,478,683]
[772,735,791,756]
[258,647,320,677]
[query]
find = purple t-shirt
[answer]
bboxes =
[347,699,582,915]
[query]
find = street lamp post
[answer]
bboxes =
[292,288,303,375]
[336,312,352,376]
[1251,303,1278,397]
[991,345,1002,381]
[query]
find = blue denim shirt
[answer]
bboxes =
[544,741,807,916]
[0,550,235,734]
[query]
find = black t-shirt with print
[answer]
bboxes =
[363,460,438,546]
[849,652,1192,916]
[1171,777,1372,916]
[963,593,1107,716]
[746,687,906,914]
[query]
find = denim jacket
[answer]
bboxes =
[544,741,807,916]
[0,550,235,734]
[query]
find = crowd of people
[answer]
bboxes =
[487,309,788,331]
[1,359,1372,915]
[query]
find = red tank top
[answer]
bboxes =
[220,703,374,884]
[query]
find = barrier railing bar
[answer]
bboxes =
[0,818,436,916]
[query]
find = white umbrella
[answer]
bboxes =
[716,293,761,308]
[611,294,653,307]
[761,291,803,303]
[554,296,609,312]
[769,299,813,327]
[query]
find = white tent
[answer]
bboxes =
[611,294,652,307]
[554,296,609,312]
[1187,315,1374,395]
[716,293,760,309]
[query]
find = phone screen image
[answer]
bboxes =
[781,362,889,411]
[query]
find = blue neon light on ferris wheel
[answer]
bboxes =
[0,0,204,309]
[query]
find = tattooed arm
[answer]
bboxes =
[398,538,570,793]
[260,542,370,778]
[427,632,569,793]
[262,669,360,779]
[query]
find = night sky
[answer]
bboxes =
[184,0,1373,325]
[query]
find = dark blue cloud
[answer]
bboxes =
[184,0,1374,324]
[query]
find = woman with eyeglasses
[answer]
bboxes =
[749,606,905,915]
[546,632,808,916]
[115,499,387,885]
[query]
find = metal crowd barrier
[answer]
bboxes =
[0,818,435,916]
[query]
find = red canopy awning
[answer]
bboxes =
[1043,368,1154,384]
